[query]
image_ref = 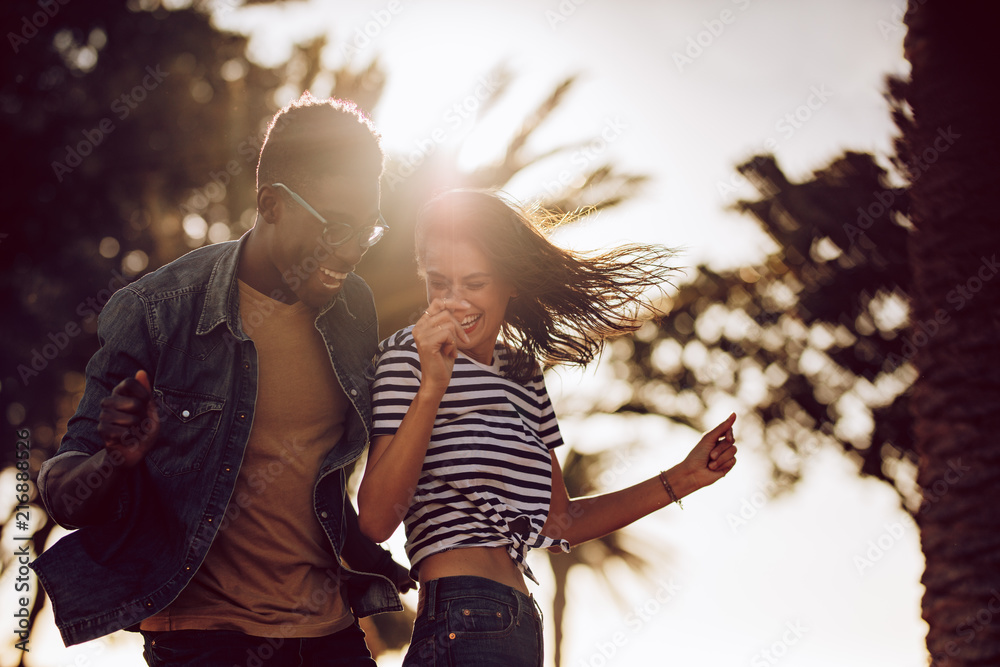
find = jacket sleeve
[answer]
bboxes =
[38,286,156,526]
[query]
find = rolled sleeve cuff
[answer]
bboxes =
[37,450,91,526]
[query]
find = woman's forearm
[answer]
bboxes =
[544,414,738,547]
[544,465,698,547]
[357,387,443,542]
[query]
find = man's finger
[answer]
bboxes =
[100,395,145,414]
[113,376,153,401]
[100,406,145,426]
[96,422,130,442]
[135,369,152,393]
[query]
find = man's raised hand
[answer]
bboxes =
[97,369,160,468]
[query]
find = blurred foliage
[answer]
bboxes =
[610,148,919,512]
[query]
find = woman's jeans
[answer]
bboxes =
[402,576,543,667]
[139,620,376,667]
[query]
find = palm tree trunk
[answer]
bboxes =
[549,554,572,667]
[900,1,1000,665]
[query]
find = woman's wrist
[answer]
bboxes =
[415,383,447,405]
[661,464,699,502]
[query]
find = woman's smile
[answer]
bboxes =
[422,237,517,365]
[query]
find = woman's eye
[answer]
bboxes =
[465,283,486,291]
[429,282,448,291]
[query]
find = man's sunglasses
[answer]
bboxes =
[271,182,388,249]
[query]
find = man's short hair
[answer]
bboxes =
[256,92,384,192]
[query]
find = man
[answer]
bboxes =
[33,93,412,666]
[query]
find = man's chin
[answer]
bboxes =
[301,283,343,309]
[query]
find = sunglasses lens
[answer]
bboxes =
[360,226,385,248]
[324,226,354,245]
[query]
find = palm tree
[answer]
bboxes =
[895,1,1000,664]
[359,73,649,337]
[616,150,917,511]
[542,445,665,667]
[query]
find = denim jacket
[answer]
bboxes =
[32,233,402,646]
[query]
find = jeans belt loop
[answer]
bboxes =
[425,579,438,621]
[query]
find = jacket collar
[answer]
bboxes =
[195,230,346,337]
[196,232,247,338]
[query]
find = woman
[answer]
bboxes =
[358,190,737,666]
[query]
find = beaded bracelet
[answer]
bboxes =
[659,470,684,510]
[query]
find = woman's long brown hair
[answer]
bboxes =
[415,189,679,383]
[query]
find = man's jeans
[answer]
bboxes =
[140,621,376,667]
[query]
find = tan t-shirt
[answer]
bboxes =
[141,279,353,638]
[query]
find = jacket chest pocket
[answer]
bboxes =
[150,387,225,476]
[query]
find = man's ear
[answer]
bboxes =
[257,185,281,225]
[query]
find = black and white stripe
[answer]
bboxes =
[371,326,569,583]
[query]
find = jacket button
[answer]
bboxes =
[320,511,329,519]
[448,632,456,640]
[181,409,191,418]
[207,517,213,523]
[243,362,250,370]
[238,413,246,420]
[224,466,232,473]
[350,389,358,396]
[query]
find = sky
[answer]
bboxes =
[0,0,926,665]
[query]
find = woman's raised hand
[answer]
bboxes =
[678,412,738,491]
[412,298,472,396]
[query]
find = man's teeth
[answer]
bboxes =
[319,267,348,281]
[461,315,481,326]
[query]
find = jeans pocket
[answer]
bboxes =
[448,597,517,638]
[142,630,189,666]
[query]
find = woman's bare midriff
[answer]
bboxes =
[418,546,529,595]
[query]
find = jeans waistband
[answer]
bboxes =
[419,576,536,622]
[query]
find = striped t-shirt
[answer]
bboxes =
[370,326,570,584]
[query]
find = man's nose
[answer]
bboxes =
[334,236,366,267]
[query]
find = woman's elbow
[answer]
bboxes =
[357,507,395,543]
